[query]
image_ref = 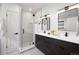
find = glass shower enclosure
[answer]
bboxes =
[20,10,34,52]
[1,4,34,54]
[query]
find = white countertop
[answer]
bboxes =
[35,32,79,44]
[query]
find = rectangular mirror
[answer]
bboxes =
[58,8,78,32]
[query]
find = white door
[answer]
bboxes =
[6,10,20,54]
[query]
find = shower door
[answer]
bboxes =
[21,12,33,49]
[6,10,20,54]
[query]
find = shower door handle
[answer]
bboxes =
[23,29,24,34]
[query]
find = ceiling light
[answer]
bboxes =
[29,8,33,12]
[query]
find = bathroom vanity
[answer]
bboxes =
[35,33,79,55]
[35,6,79,55]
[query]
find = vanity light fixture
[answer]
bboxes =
[58,3,79,14]
[64,6,69,10]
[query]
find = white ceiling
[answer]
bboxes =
[19,3,46,13]
[19,3,76,14]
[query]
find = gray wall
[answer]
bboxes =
[0,4,1,55]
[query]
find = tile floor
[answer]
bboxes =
[21,47,44,55]
[5,47,44,55]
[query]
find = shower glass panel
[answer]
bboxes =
[21,11,33,50]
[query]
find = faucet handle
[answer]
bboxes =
[65,32,68,37]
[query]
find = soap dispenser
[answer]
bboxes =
[65,32,68,37]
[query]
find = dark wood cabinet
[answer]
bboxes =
[35,34,79,55]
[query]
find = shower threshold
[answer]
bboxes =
[20,45,35,53]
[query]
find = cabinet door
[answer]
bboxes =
[56,40,70,54]
[36,35,43,49]
[35,35,46,54]
[44,37,64,55]
[57,39,79,54]
[69,43,79,54]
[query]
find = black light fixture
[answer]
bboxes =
[64,6,69,10]
[33,14,35,16]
